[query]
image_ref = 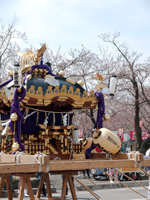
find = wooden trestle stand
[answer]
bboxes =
[0,152,150,200]
[0,154,78,200]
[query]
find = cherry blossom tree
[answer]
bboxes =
[0,17,27,81]
[98,32,150,150]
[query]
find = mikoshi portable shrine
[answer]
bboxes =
[0,44,150,200]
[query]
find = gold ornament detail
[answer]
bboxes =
[58,70,65,77]
[91,73,106,92]
[10,113,18,121]
[8,70,13,77]
[77,80,84,87]
[104,113,110,121]
[12,142,20,151]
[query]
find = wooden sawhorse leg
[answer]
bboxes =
[35,173,52,200]
[18,175,35,200]
[0,174,12,200]
[61,174,77,200]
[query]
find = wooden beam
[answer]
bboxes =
[48,159,139,171]
[0,163,42,173]
[0,155,150,174]
[90,152,144,161]
[13,173,36,177]
[0,154,49,164]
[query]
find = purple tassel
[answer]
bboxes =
[94,92,105,129]
[85,92,105,159]
[10,86,26,151]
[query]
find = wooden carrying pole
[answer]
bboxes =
[80,171,97,186]
[99,169,147,199]
[73,176,100,200]
[115,168,150,192]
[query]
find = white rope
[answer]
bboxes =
[11,151,26,163]
[0,119,10,123]
[1,119,11,135]
[127,152,132,159]
[106,153,112,160]
[67,136,74,160]
[134,152,139,168]
[34,152,49,173]
[127,151,141,168]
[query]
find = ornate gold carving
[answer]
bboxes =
[26,85,36,98]
[36,86,43,99]
[74,154,85,160]
[25,84,98,108]
[44,86,53,99]
[9,87,14,101]
[1,87,8,101]
[60,85,67,94]
[54,85,60,94]
[81,91,89,101]
[74,88,81,101]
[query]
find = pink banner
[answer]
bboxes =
[78,129,83,138]
[117,128,124,141]
[130,130,149,141]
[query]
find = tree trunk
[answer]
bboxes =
[133,79,142,150]
[139,137,150,155]
[89,108,96,126]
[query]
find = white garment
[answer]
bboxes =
[146,149,150,158]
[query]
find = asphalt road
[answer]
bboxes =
[0,186,149,200]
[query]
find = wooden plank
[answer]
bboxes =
[20,155,49,164]
[90,152,143,160]
[13,173,36,177]
[0,163,40,173]
[141,159,150,167]
[0,155,15,162]
[51,171,78,175]
[0,156,150,174]
[49,159,137,171]
[5,175,12,200]
[0,154,49,164]
[26,177,35,200]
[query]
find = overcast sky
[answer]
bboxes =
[0,0,150,60]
